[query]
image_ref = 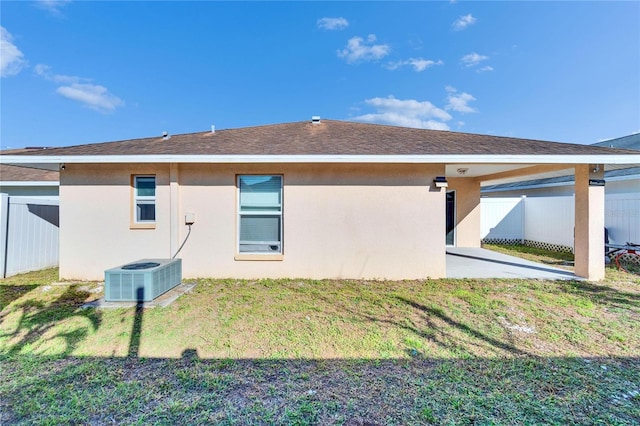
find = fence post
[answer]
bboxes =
[520,195,526,245]
[0,194,9,278]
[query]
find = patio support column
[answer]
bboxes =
[574,164,605,280]
[169,163,180,258]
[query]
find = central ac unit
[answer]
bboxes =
[104,258,182,302]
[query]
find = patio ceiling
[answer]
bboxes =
[464,163,640,186]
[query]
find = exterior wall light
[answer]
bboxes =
[434,176,448,188]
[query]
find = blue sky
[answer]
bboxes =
[1,1,638,149]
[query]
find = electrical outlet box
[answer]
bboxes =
[185,212,195,225]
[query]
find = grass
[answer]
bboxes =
[483,243,575,268]
[1,250,639,425]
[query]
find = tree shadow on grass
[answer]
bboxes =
[294,285,528,358]
[2,284,101,357]
[393,296,529,357]
[555,280,640,311]
[0,284,38,312]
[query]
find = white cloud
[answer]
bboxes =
[356,112,451,130]
[353,96,452,130]
[461,52,489,67]
[386,58,443,72]
[1,27,26,77]
[338,34,390,63]
[452,14,477,31]
[317,17,349,30]
[477,65,494,73]
[34,63,50,76]
[445,86,477,113]
[36,0,72,15]
[34,63,86,84]
[35,64,124,112]
[57,83,124,112]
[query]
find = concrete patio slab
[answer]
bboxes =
[81,282,196,309]
[446,248,580,280]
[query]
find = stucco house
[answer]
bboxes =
[3,119,639,281]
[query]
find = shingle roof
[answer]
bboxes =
[0,164,59,182]
[6,120,637,157]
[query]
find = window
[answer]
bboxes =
[133,175,156,223]
[238,175,282,254]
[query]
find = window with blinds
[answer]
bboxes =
[133,175,156,223]
[238,175,282,253]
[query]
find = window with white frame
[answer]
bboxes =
[238,175,282,253]
[133,175,156,223]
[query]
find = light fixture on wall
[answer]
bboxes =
[434,176,448,188]
[60,163,66,171]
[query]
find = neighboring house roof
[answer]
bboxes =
[482,166,640,193]
[593,133,640,150]
[0,164,59,183]
[0,147,49,154]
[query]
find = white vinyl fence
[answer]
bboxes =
[480,197,524,243]
[605,193,640,245]
[0,194,59,278]
[524,196,575,249]
[481,194,640,251]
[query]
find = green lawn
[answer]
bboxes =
[1,254,639,425]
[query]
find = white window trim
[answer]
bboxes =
[133,175,156,225]
[236,174,283,256]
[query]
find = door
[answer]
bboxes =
[446,190,456,246]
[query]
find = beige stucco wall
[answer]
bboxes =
[574,164,605,280]
[60,163,447,280]
[59,164,172,280]
[448,177,481,247]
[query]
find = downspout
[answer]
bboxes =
[169,163,179,258]
[0,194,9,278]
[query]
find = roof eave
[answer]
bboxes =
[2,154,640,165]
[0,181,60,186]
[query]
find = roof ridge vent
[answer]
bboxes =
[162,131,170,140]
[311,116,321,124]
